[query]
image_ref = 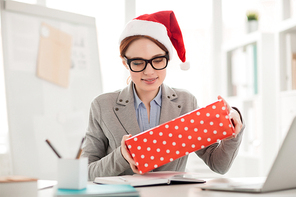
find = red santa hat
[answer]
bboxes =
[119,10,190,70]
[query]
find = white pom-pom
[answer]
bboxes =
[180,62,190,70]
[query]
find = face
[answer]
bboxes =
[123,38,167,97]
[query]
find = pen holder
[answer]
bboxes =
[57,157,88,190]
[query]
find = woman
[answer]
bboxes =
[81,10,244,181]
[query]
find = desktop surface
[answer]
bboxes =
[38,178,296,197]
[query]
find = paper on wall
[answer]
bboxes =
[5,12,40,72]
[37,23,72,88]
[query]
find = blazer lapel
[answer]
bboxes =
[114,83,141,136]
[159,84,182,124]
[114,83,182,136]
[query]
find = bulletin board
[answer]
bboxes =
[0,0,102,179]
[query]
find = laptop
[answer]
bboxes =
[200,116,296,193]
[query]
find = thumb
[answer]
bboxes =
[217,95,231,112]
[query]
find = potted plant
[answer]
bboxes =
[246,11,259,33]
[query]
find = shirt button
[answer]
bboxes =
[115,108,119,111]
[119,99,123,102]
[178,105,181,108]
[172,94,176,97]
[167,96,170,99]
[125,100,129,103]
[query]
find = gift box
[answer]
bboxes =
[125,99,235,174]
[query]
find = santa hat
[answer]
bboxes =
[119,10,190,70]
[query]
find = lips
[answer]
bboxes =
[142,77,158,84]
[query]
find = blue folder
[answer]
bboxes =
[55,184,139,196]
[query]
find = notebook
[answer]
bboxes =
[54,184,139,197]
[200,116,296,193]
[94,171,205,187]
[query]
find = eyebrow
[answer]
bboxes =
[126,53,166,60]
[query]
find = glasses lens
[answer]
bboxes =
[152,57,167,69]
[130,60,146,72]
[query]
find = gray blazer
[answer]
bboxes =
[81,83,244,181]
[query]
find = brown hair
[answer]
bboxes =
[120,35,169,58]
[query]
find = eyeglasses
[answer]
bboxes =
[124,53,169,72]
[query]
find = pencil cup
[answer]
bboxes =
[57,157,88,190]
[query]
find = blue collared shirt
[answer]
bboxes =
[133,86,162,132]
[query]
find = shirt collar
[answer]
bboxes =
[133,84,162,109]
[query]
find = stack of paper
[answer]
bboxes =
[0,176,38,197]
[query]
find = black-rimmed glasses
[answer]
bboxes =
[124,53,169,72]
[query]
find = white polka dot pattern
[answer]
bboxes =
[125,99,235,174]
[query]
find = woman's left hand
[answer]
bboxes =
[218,95,243,138]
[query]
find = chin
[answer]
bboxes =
[144,82,162,91]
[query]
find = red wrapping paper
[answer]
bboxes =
[125,99,235,174]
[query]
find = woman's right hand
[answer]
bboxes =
[121,134,140,174]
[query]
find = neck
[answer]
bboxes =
[135,87,160,106]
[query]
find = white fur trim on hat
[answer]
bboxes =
[180,61,190,70]
[119,20,174,60]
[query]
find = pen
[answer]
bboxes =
[75,137,85,159]
[45,139,62,158]
[119,177,127,182]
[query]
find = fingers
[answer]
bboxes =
[217,95,231,112]
[121,134,140,174]
[217,95,243,138]
[121,135,135,165]
[130,163,140,174]
[228,109,243,138]
[121,134,132,145]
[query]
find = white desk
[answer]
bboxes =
[138,184,296,197]
[38,178,296,197]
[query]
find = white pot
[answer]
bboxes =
[246,20,258,33]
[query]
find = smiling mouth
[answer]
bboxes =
[142,77,158,82]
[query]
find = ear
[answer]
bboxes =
[121,56,129,70]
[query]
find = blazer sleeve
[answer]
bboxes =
[194,99,245,174]
[195,129,244,174]
[81,100,130,180]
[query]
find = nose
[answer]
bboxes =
[143,62,155,75]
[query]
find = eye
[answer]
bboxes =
[131,60,145,66]
[152,57,165,64]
